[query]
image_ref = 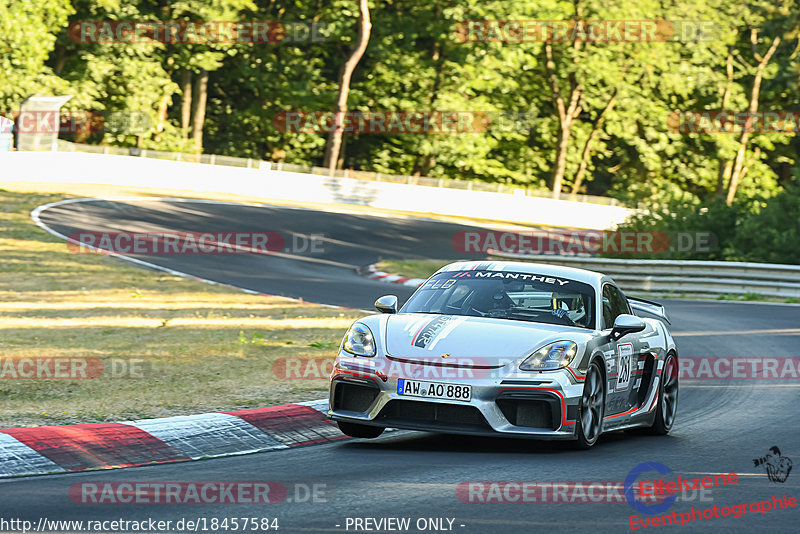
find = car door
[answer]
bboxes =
[599,283,646,419]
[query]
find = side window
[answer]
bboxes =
[602,284,629,329]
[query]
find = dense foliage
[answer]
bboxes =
[3,0,799,214]
[611,187,800,263]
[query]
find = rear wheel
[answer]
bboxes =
[337,421,385,439]
[574,360,605,449]
[648,353,678,435]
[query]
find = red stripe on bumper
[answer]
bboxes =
[565,367,586,381]
[1,423,188,471]
[497,387,574,427]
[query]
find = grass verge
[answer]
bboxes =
[0,186,362,428]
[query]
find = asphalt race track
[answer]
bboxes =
[6,198,799,533]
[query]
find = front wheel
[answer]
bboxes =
[337,421,385,439]
[648,353,678,435]
[574,360,605,449]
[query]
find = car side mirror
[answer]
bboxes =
[611,314,646,340]
[375,295,398,314]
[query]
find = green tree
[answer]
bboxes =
[0,0,74,111]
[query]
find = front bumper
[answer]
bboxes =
[327,354,586,440]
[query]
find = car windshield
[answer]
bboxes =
[400,270,596,329]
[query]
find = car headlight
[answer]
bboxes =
[342,323,376,357]
[520,341,578,371]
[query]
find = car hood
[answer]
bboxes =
[384,313,590,363]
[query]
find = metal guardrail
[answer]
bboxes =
[54,140,621,206]
[487,251,800,299]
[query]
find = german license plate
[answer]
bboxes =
[396,379,472,401]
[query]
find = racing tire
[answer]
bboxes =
[647,353,679,435]
[574,359,605,449]
[337,421,385,439]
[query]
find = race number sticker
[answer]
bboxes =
[616,343,633,391]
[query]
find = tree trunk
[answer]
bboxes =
[726,33,780,205]
[570,88,617,198]
[74,118,92,143]
[181,70,192,139]
[551,121,572,198]
[54,46,68,75]
[716,50,734,196]
[191,69,208,153]
[413,16,444,179]
[544,42,582,199]
[726,133,751,204]
[154,94,170,143]
[337,132,348,169]
[323,0,371,173]
[738,146,760,185]
[412,155,436,177]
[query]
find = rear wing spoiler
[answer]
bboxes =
[627,296,671,325]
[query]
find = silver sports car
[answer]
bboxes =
[328,261,678,448]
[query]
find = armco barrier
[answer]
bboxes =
[487,251,800,298]
[1,151,631,230]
